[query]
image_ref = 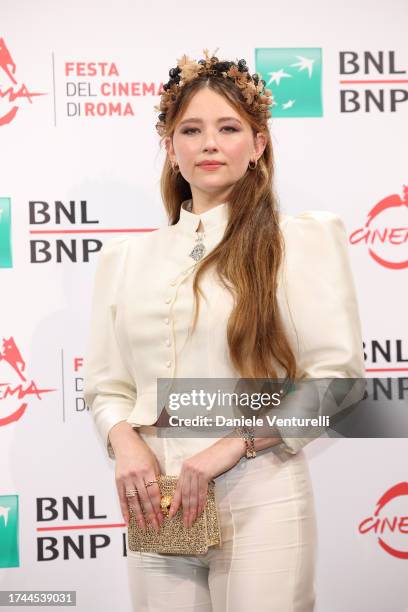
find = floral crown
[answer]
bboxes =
[154,48,273,136]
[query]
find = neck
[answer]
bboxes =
[189,186,231,214]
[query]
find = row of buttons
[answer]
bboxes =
[164,279,177,368]
[163,267,195,369]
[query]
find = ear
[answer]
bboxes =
[164,136,175,163]
[253,131,267,160]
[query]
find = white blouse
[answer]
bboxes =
[83,199,365,462]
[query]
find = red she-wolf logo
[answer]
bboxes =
[0,336,55,426]
[0,37,46,126]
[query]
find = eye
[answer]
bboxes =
[181,126,239,135]
[181,127,199,134]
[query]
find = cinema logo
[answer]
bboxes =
[349,185,408,269]
[0,336,56,427]
[358,482,408,559]
[339,50,407,113]
[36,495,127,560]
[0,38,46,126]
[64,61,163,118]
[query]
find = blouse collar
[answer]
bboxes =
[176,199,229,234]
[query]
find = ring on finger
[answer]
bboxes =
[125,488,138,498]
[144,480,158,488]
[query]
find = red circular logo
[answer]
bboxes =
[350,186,408,269]
[359,482,408,559]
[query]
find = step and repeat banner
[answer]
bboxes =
[1,1,407,610]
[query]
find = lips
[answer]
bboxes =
[197,162,225,171]
[197,161,225,166]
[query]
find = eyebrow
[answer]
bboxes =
[178,116,243,127]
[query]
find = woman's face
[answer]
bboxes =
[165,87,266,201]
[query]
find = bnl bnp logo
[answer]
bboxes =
[255,48,406,116]
[255,48,323,117]
[0,495,19,568]
[0,197,12,268]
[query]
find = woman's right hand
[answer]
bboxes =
[109,422,164,532]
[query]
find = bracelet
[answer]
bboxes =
[235,425,256,459]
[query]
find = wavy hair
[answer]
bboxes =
[158,75,298,381]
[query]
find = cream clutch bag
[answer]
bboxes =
[127,474,222,555]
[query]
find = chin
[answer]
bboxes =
[196,183,230,193]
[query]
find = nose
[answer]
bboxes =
[202,132,218,153]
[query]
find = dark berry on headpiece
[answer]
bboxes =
[173,75,181,84]
[252,73,259,84]
[169,67,180,78]
[237,59,247,70]
[158,112,166,121]
[214,61,231,72]
[198,59,206,65]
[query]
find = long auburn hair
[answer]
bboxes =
[158,75,298,381]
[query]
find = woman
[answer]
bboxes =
[83,50,365,611]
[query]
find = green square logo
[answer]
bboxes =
[0,197,13,268]
[255,48,323,117]
[0,495,20,568]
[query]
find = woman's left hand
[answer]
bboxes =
[167,436,245,527]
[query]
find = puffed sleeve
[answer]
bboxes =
[83,236,137,460]
[272,210,366,460]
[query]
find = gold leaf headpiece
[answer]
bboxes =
[154,48,274,136]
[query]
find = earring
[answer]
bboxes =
[248,159,257,170]
[172,161,180,174]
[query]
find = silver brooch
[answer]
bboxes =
[189,232,206,261]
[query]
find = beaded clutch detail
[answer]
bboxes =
[127,475,222,555]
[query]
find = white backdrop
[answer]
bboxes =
[1,1,407,610]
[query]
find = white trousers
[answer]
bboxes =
[126,426,317,611]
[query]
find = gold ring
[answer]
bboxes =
[125,489,138,498]
[160,494,172,516]
[145,480,158,488]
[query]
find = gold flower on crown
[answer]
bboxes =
[154,48,274,136]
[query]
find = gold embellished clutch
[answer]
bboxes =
[127,474,222,555]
